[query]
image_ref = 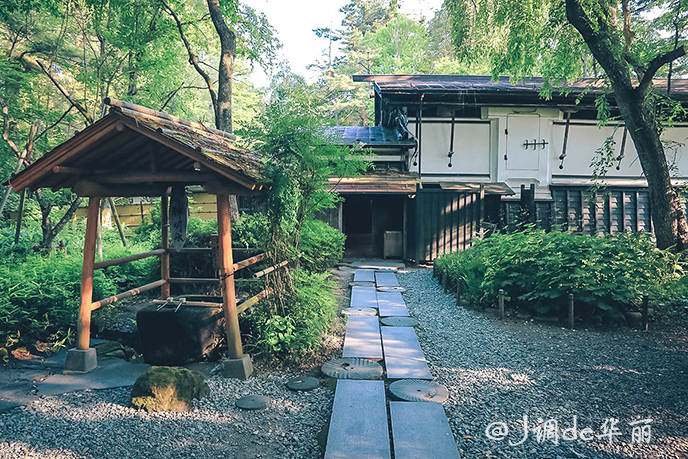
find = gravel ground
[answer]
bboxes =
[0,265,353,459]
[399,268,688,459]
[0,371,333,459]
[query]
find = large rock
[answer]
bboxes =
[131,366,209,412]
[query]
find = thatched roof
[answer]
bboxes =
[7,98,265,196]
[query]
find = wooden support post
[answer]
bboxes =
[13,188,26,244]
[568,293,575,330]
[443,272,449,293]
[642,295,649,331]
[96,198,103,262]
[498,289,505,320]
[160,192,170,299]
[77,196,100,350]
[455,280,462,306]
[217,192,243,359]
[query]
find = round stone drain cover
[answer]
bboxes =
[321,358,383,380]
[389,379,449,403]
[286,376,320,391]
[381,317,419,327]
[236,395,269,410]
[341,308,377,317]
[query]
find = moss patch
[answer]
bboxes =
[130,366,209,412]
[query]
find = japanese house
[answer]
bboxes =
[326,74,688,263]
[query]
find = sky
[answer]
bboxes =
[242,0,445,86]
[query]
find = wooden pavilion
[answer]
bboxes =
[7,98,266,376]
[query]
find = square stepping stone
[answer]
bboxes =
[390,402,461,459]
[354,269,376,283]
[350,286,378,309]
[381,327,432,380]
[325,380,391,459]
[375,271,400,288]
[342,316,383,360]
[376,290,409,317]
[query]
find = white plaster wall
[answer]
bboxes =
[551,122,688,179]
[403,109,688,191]
[408,120,491,177]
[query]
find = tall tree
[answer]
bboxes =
[446,0,688,251]
[0,0,208,248]
[160,0,279,218]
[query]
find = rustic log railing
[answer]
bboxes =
[91,279,167,311]
[93,249,166,270]
[253,260,289,278]
[89,250,268,310]
[236,288,273,314]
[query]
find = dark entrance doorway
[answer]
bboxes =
[343,194,404,257]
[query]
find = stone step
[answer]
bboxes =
[353,269,376,283]
[342,316,383,360]
[350,286,379,309]
[375,271,400,288]
[376,290,409,317]
[325,380,391,459]
[390,402,461,459]
[381,327,432,380]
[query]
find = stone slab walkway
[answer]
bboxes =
[342,316,383,360]
[324,268,460,458]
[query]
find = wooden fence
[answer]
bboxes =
[502,186,654,235]
[413,188,484,262]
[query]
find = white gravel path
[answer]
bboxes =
[399,269,688,459]
[0,371,333,459]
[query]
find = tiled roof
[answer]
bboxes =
[326,126,416,148]
[352,74,688,101]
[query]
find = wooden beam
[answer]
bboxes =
[77,196,100,350]
[160,192,170,298]
[8,116,122,193]
[217,192,243,359]
[168,277,220,283]
[93,171,217,184]
[202,179,257,196]
[152,299,222,308]
[253,260,289,279]
[91,279,167,311]
[116,116,260,190]
[94,249,165,270]
[236,288,272,315]
[73,180,167,197]
[52,166,107,175]
[233,252,266,272]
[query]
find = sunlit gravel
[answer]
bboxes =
[399,268,688,459]
[0,371,333,458]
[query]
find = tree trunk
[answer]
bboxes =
[566,0,688,251]
[207,0,236,134]
[35,190,82,249]
[207,0,240,221]
[615,92,688,250]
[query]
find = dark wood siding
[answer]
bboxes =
[414,189,483,262]
[550,187,653,235]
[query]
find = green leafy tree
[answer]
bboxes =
[160,0,279,218]
[245,73,369,306]
[446,0,688,251]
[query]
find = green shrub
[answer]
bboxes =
[248,270,336,356]
[0,242,156,350]
[299,219,345,272]
[435,229,682,321]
